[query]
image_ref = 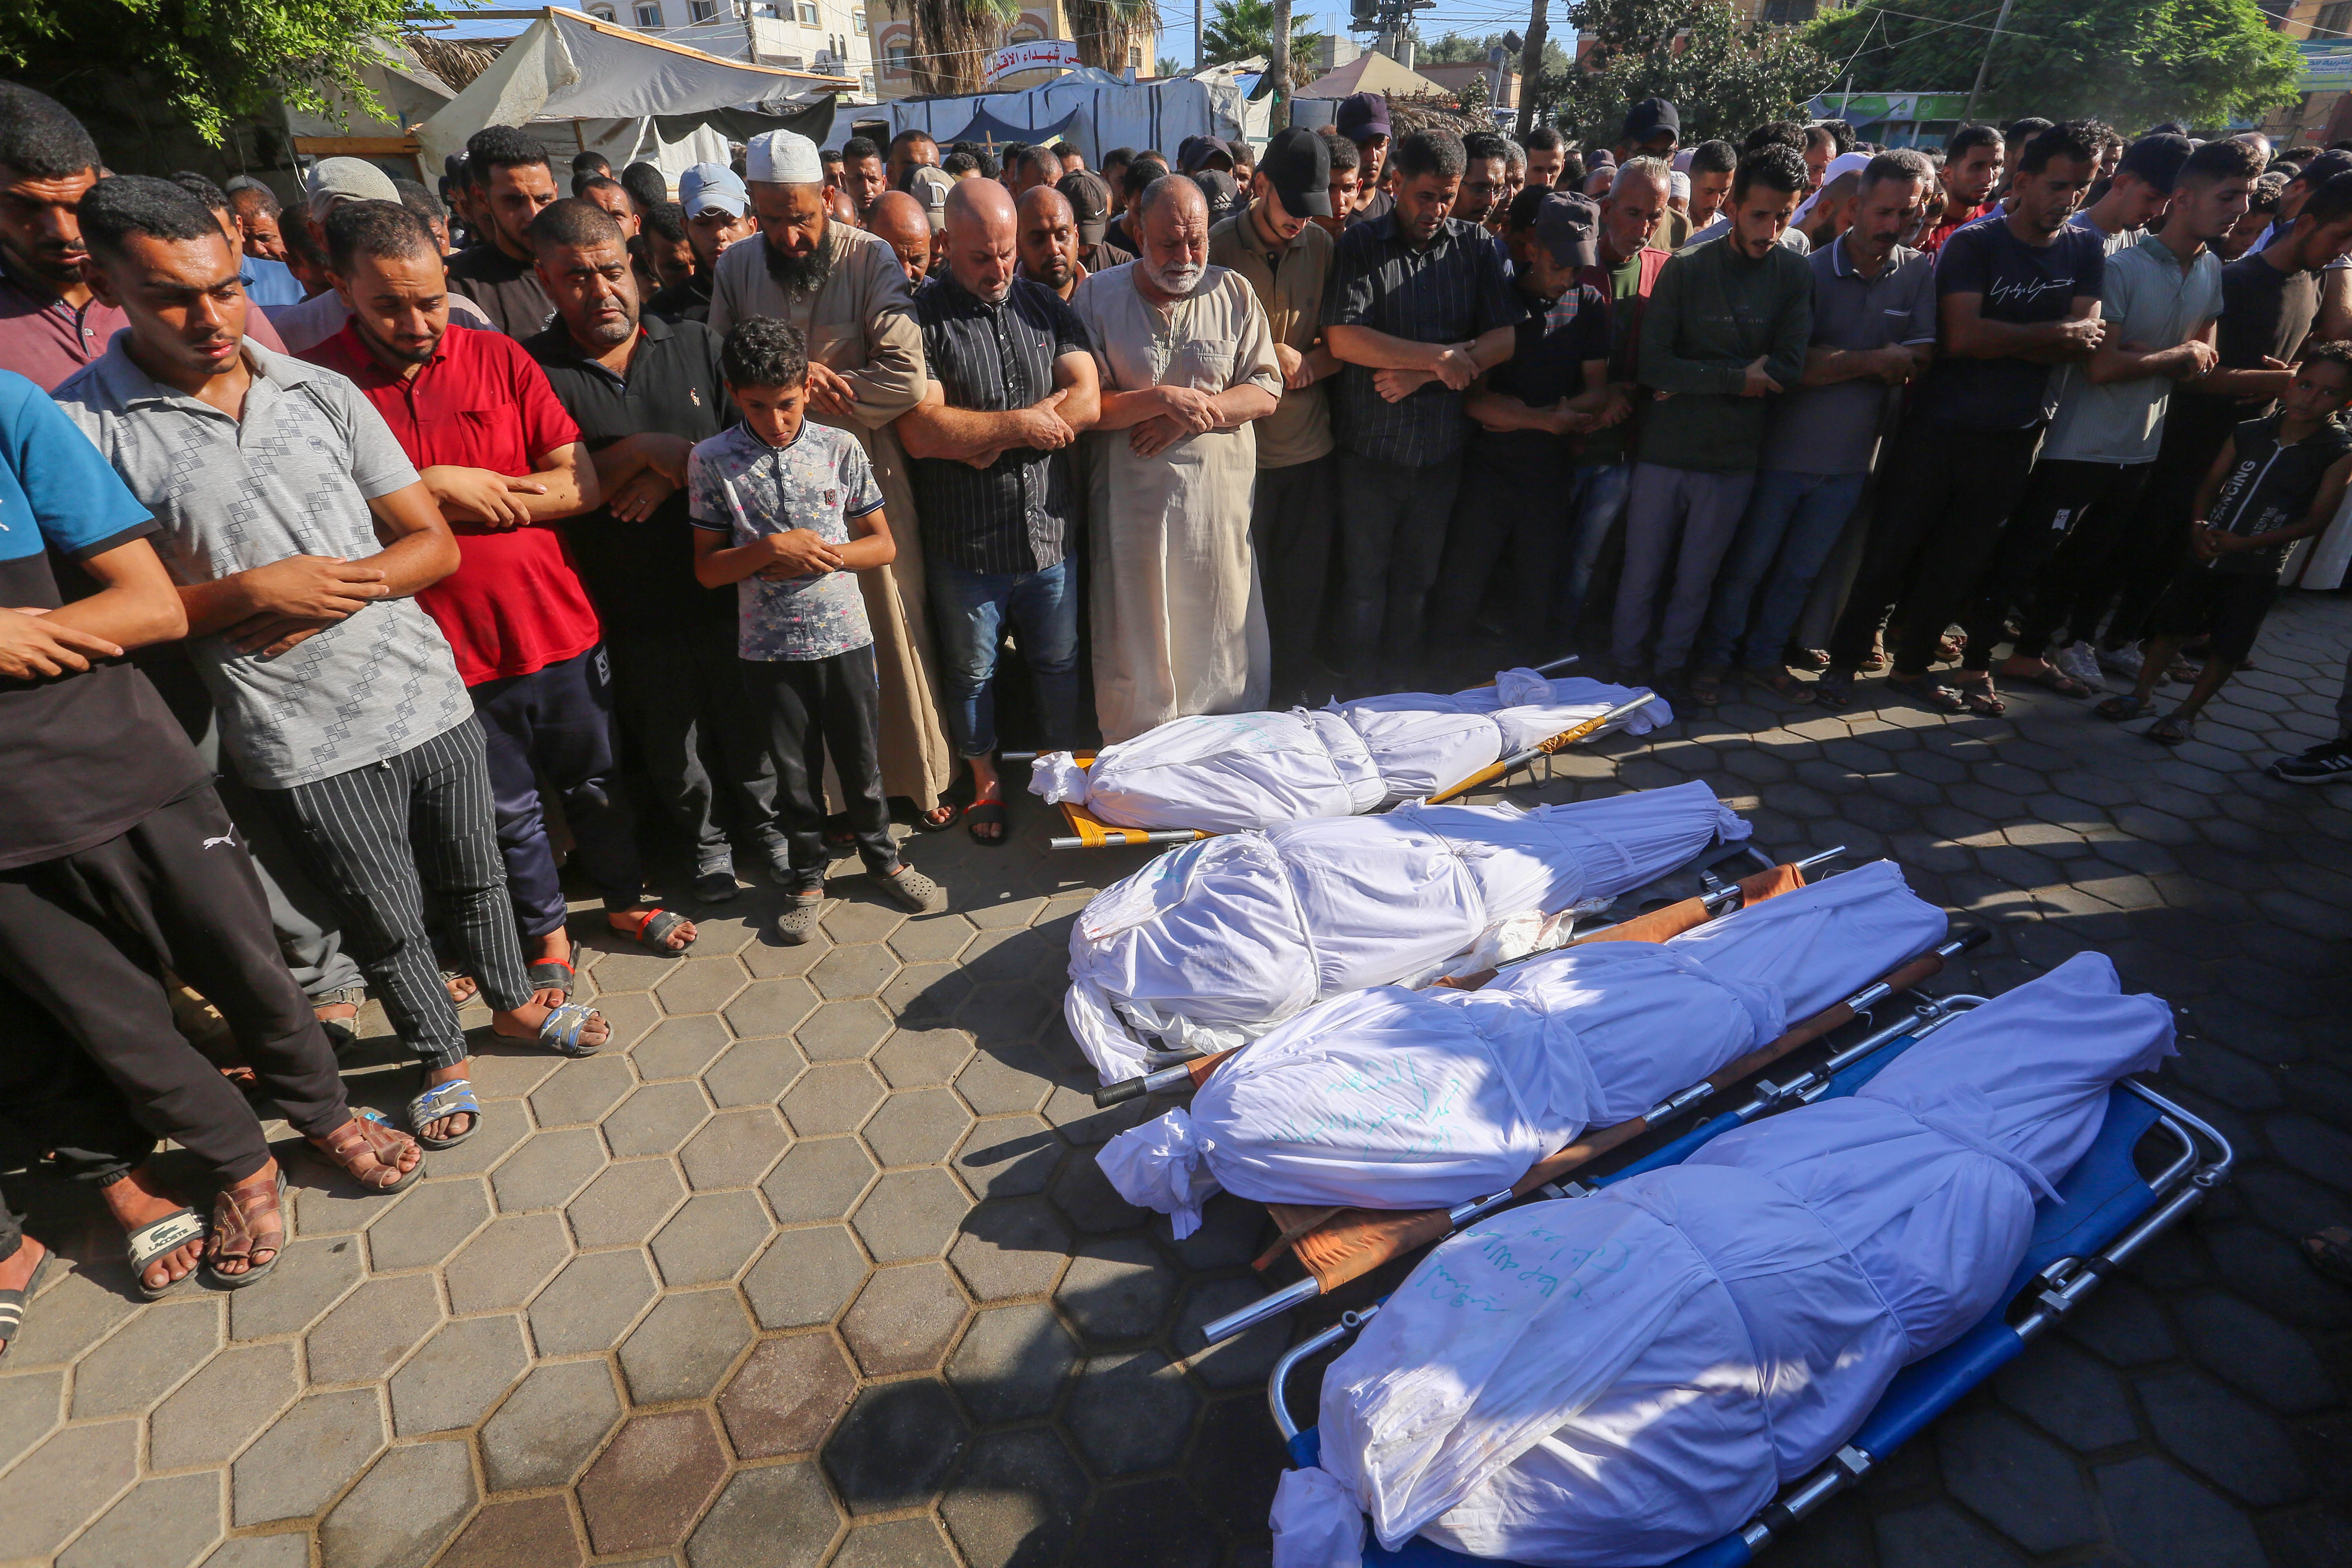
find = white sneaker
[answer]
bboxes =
[2054,641,2104,691]
[2098,643,2144,680]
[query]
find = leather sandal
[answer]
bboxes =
[311,1109,424,1194]
[203,1168,286,1290]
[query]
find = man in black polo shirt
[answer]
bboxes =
[524,199,781,899]
[447,125,559,336]
[896,178,1101,844]
[1323,127,1521,686]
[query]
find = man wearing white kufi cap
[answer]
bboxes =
[709,129,955,820]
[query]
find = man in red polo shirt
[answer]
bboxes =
[305,200,697,994]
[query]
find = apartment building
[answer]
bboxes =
[870,0,1155,100]
[605,0,878,96]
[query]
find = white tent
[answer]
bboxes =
[842,63,1256,164]
[415,7,849,178]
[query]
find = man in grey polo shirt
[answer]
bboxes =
[1987,138,2253,698]
[1697,150,1938,705]
[58,179,607,1151]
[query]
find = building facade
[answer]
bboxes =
[870,0,1155,102]
[602,0,879,97]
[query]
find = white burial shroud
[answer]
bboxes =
[1027,670,1669,833]
[1063,781,1751,1081]
[1096,859,1950,1236]
[1266,951,2177,1568]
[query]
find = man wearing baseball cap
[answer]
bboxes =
[1057,169,1134,273]
[1432,191,1617,659]
[1335,91,1393,227]
[646,161,752,325]
[1210,125,1341,704]
[1617,97,1680,165]
[2071,132,2192,254]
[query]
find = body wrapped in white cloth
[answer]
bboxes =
[1267,951,2176,1568]
[1065,781,1750,1082]
[1028,670,1668,833]
[1096,860,1949,1236]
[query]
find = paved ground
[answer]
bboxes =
[2,594,2350,1568]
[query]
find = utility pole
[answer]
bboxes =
[1515,0,1546,139]
[1196,0,1204,69]
[1270,0,1293,129]
[1963,0,2014,123]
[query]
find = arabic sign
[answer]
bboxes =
[1807,91,1972,125]
[2302,40,2352,90]
[987,38,1085,82]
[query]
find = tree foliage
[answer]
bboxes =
[1546,0,1833,145]
[0,0,428,145]
[1422,27,1572,80]
[1068,0,1161,77]
[906,0,1020,94]
[1200,0,1317,67]
[1804,0,2299,131]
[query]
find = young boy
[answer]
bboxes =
[2098,341,2352,746]
[691,318,947,940]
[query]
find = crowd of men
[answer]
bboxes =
[4,69,2352,1332]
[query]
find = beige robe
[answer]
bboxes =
[709,221,953,810]
[1069,262,1283,744]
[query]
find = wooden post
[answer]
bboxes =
[1515,0,1547,140]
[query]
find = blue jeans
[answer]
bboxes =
[1554,459,1633,639]
[929,557,1081,757]
[1700,469,1869,671]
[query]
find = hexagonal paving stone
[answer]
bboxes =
[1871,1502,2026,1568]
[601,1081,713,1158]
[69,1296,222,1419]
[939,1427,1090,1568]
[527,1248,658,1356]
[1070,1476,1222,1566]
[953,1114,1061,1199]
[2135,1366,2310,1506]
[577,1409,731,1555]
[632,1013,732,1080]
[1063,1350,1198,1476]
[822,1379,970,1515]
[760,1136,878,1223]
[798,998,898,1066]
[719,1334,860,1459]
[56,1471,221,1568]
[443,1210,572,1314]
[947,1195,1073,1302]
[365,1175,490,1271]
[196,1537,311,1568]
[653,955,751,1015]
[822,898,906,945]
[148,1341,296,1471]
[478,1359,624,1491]
[489,1127,609,1213]
[781,1060,888,1136]
[0,1420,138,1560]
[873,1027,974,1089]
[2,1258,138,1367]
[953,1044,1055,1116]
[1056,1235,1176,1342]
[840,1260,970,1375]
[650,1190,772,1285]
[1991,1338,2138,1452]
[810,943,902,1001]
[2174,1290,2339,1413]
[231,1388,385,1526]
[725,977,820,1040]
[744,1224,872,1329]
[304,1274,442,1385]
[679,1106,791,1190]
[851,1168,971,1263]
[1174,1278,1289,1391]
[831,1518,958,1568]
[889,913,975,964]
[1187,1390,1291,1541]
[619,1287,755,1404]
[1935,1405,2100,1553]
[860,1087,973,1167]
[434,1496,582,1568]
[701,1036,808,1108]
[387,1312,529,1437]
[2096,1453,2269,1568]
[685,1461,840,1568]
[318,1438,476,1568]
[528,1055,634,1127]
[1047,1143,1148,1233]
[945,1301,1079,1424]
[567,1158,688,1249]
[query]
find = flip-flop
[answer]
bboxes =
[2096,695,2150,723]
[1748,668,1815,705]
[2148,713,2193,746]
[965,800,1010,847]
[525,959,573,1000]
[0,1246,50,1357]
[125,1206,208,1300]
[611,908,696,953]
[910,802,960,834]
[408,1077,481,1149]
[1956,680,2006,717]
[2005,663,2091,699]
[1887,673,1966,714]
[536,1002,607,1057]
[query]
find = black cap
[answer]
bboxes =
[1258,125,1333,218]
[2293,148,2352,189]
[1623,97,1679,147]
[1533,191,1600,268]
[1058,169,1114,244]
[2116,133,2194,194]
[1192,167,1243,221]
[1336,91,1390,141]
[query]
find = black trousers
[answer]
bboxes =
[742,645,899,888]
[2105,397,2241,649]
[0,787,348,1185]
[607,621,781,872]
[1250,455,1338,706]
[1431,448,1577,661]
[1332,453,1463,682]
[1998,458,2156,662]
[0,976,154,1265]
[1826,419,2042,674]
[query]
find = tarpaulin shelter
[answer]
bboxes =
[414,7,849,180]
[932,102,1083,152]
[845,64,1257,165]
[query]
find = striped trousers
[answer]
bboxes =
[258,719,532,1070]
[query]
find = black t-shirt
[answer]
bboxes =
[645,270,714,327]
[1472,279,1612,470]
[1914,218,2106,431]
[524,316,738,635]
[2206,412,2352,577]
[447,241,557,338]
[2216,251,2321,374]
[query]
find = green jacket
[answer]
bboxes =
[1635,234,1813,472]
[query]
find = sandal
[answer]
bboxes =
[202,1167,286,1290]
[1887,673,1967,714]
[408,1077,481,1149]
[1685,666,1725,707]
[611,908,696,953]
[0,1245,49,1356]
[534,1002,608,1057]
[873,865,947,914]
[965,800,1009,847]
[525,959,573,1001]
[442,970,479,1007]
[1749,668,1816,705]
[2303,1227,2352,1287]
[2096,695,2150,723]
[1812,669,1854,710]
[312,984,365,1051]
[310,1109,424,1194]
[1956,679,2006,717]
[2148,713,2194,746]
[125,1205,209,1300]
[911,801,959,835]
[2004,662,2091,699]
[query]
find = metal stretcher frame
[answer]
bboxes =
[1261,1008,2235,1568]
[1003,657,1658,850]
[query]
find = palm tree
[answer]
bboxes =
[905,0,1020,94]
[1069,0,1162,76]
[1200,0,1315,67]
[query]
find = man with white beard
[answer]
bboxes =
[1069,175,1283,742]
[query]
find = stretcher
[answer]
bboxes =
[1263,982,2232,1568]
[1007,658,1659,851]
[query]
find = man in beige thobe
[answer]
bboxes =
[1071,176,1282,742]
[709,129,955,820]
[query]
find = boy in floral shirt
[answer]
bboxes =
[691,318,946,940]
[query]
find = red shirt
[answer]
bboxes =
[309,322,600,685]
[1921,200,1996,256]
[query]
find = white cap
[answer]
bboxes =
[1670,170,1690,202]
[306,156,400,220]
[745,129,823,185]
